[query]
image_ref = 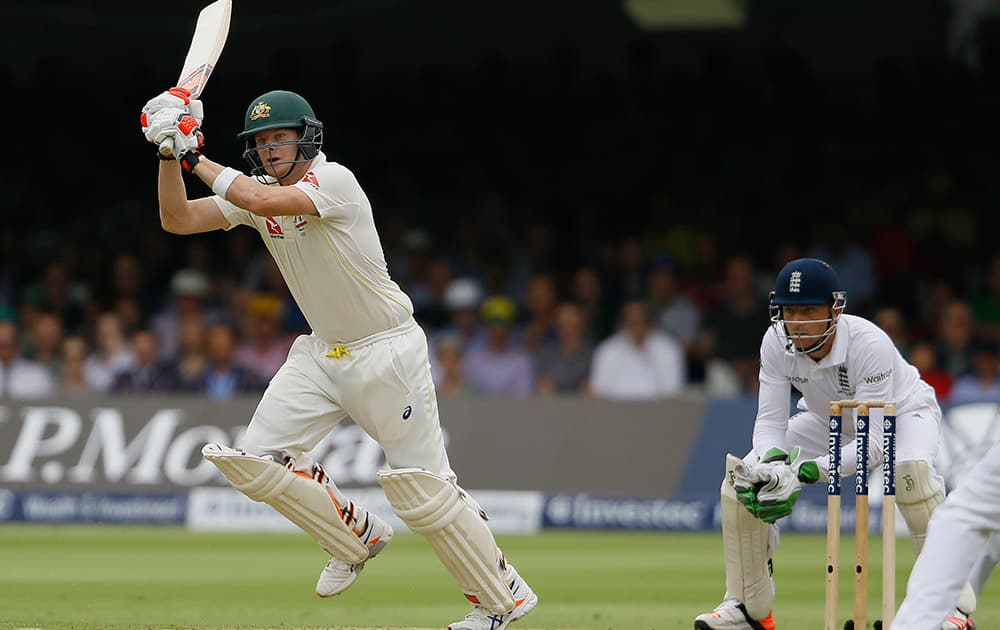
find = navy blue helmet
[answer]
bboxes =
[769,258,846,354]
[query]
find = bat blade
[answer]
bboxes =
[175,0,232,99]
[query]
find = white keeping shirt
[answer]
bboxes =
[754,314,938,465]
[213,152,413,343]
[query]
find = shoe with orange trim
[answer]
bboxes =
[694,598,775,630]
[941,607,975,630]
[448,564,538,630]
[315,510,393,597]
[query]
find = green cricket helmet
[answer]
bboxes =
[237,90,323,181]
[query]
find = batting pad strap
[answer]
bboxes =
[377,468,515,615]
[211,166,241,199]
[202,443,369,563]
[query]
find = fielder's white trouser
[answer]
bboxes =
[970,532,1000,597]
[893,439,1000,629]
[242,317,453,479]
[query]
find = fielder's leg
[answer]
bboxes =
[377,467,537,630]
[895,440,1000,629]
[693,454,777,630]
[896,459,977,627]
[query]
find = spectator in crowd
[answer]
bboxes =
[519,272,559,352]
[151,268,213,360]
[235,293,291,384]
[875,306,910,357]
[200,322,262,399]
[948,338,1000,406]
[463,295,534,397]
[936,300,976,379]
[24,311,64,378]
[411,258,456,331]
[176,312,209,391]
[970,254,1000,342]
[58,335,92,396]
[0,319,55,399]
[589,300,684,400]
[697,255,770,396]
[435,277,485,352]
[571,265,615,342]
[83,311,135,393]
[433,334,469,398]
[645,255,700,369]
[909,340,954,402]
[111,329,179,393]
[535,301,593,396]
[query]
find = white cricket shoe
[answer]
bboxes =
[693,598,775,630]
[315,511,393,597]
[447,564,538,630]
[941,608,975,630]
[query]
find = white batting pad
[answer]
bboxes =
[202,443,368,563]
[721,453,775,620]
[377,467,515,614]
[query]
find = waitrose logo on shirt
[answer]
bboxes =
[863,368,892,385]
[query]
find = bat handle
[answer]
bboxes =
[158,136,176,158]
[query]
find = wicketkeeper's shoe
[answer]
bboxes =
[693,599,776,630]
[315,511,393,597]
[447,563,538,630]
[941,608,975,630]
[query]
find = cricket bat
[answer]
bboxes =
[159,0,232,155]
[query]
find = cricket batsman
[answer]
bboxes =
[139,87,537,630]
[693,258,975,630]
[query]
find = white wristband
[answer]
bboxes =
[211,167,241,199]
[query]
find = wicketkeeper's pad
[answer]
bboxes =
[377,467,515,614]
[722,453,776,621]
[202,443,369,564]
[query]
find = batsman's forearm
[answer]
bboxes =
[158,160,192,228]
[191,156,259,211]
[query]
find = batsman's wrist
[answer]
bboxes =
[179,150,204,173]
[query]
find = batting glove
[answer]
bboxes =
[141,87,203,119]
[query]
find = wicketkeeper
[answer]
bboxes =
[140,87,537,630]
[693,258,976,630]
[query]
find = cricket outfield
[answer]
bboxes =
[1,526,996,629]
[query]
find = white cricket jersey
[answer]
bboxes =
[754,314,938,460]
[213,152,413,343]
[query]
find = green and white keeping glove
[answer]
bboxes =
[736,447,823,523]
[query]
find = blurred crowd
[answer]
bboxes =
[3,37,1000,404]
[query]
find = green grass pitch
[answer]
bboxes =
[0,526,996,629]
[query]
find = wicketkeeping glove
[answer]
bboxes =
[736,447,823,523]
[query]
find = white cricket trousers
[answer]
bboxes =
[241,317,454,479]
[893,440,1000,630]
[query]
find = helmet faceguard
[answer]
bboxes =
[236,90,323,183]
[768,258,846,355]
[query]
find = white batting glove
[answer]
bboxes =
[156,122,205,159]
[141,87,199,118]
[143,107,186,145]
